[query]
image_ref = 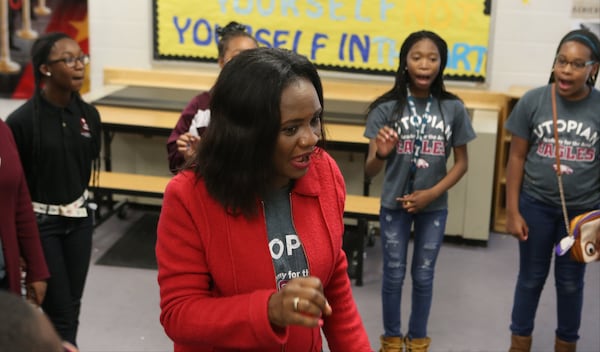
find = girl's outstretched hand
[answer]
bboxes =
[375,126,399,158]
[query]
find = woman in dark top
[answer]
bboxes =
[6,32,101,347]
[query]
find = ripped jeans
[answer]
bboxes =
[379,206,447,339]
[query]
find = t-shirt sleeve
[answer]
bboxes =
[504,89,540,140]
[450,100,476,146]
[364,102,395,139]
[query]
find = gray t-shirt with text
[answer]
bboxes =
[505,85,600,209]
[263,187,309,291]
[365,97,476,211]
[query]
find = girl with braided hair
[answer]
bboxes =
[364,30,476,352]
[6,32,101,347]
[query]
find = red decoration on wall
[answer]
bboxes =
[1,0,89,99]
[9,0,22,11]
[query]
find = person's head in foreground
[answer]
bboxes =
[0,290,77,352]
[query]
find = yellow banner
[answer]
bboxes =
[154,0,491,81]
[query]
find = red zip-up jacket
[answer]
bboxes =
[156,148,372,352]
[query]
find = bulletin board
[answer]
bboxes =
[153,0,492,82]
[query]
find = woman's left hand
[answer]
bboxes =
[267,276,332,328]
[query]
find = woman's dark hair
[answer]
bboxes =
[367,30,459,117]
[548,29,600,86]
[195,47,325,218]
[215,21,258,60]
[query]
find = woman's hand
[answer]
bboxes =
[176,133,200,161]
[26,280,47,307]
[19,257,47,306]
[267,276,332,328]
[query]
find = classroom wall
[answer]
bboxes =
[87,0,595,93]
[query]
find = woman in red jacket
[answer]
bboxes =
[0,119,49,304]
[156,48,372,352]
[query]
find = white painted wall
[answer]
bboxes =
[86,0,597,93]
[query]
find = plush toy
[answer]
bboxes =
[556,210,600,263]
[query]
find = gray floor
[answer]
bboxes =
[78,209,600,352]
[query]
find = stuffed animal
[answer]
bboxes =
[556,210,600,263]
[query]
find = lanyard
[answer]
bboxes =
[405,90,432,194]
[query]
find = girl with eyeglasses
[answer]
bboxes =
[505,29,600,352]
[364,30,476,352]
[6,32,101,347]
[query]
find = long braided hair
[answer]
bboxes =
[30,32,100,202]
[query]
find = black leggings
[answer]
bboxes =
[37,212,93,346]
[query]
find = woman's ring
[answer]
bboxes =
[293,297,300,312]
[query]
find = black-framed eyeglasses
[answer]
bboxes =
[47,55,90,68]
[554,56,595,70]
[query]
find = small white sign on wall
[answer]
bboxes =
[572,0,600,19]
[571,0,600,52]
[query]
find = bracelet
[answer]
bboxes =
[375,151,389,160]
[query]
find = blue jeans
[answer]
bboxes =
[510,193,588,342]
[37,212,93,346]
[380,206,447,339]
